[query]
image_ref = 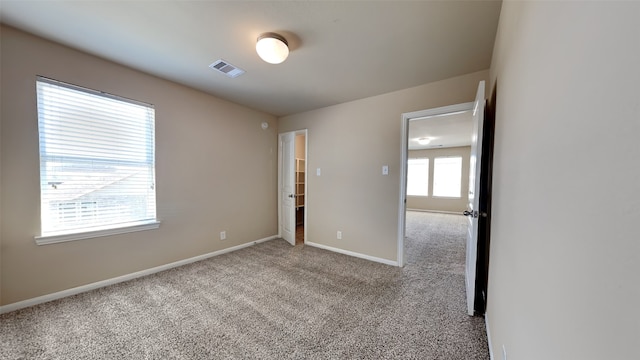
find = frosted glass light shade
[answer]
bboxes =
[256,33,289,64]
[417,137,431,145]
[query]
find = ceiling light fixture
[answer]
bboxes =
[417,137,431,145]
[256,32,289,64]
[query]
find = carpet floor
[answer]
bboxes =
[0,212,489,359]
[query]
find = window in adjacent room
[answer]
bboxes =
[433,156,463,198]
[36,76,158,244]
[407,158,429,196]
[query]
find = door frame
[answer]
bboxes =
[398,102,474,266]
[278,129,308,243]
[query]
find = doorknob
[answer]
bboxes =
[463,210,479,218]
[288,194,295,198]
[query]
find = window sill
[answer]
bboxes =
[35,220,161,246]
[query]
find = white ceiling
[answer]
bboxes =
[408,111,473,150]
[0,1,501,117]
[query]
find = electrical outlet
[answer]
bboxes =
[220,231,226,240]
[502,345,507,360]
[337,231,342,240]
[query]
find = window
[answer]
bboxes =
[36,77,157,243]
[407,158,429,196]
[433,156,463,198]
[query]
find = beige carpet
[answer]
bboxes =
[0,211,489,359]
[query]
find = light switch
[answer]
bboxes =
[382,165,389,175]
[317,168,321,176]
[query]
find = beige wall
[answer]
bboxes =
[406,146,470,213]
[279,70,488,262]
[295,134,306,160]
[0,26,278,306]
[487,1,640,359]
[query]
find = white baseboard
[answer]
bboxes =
[406,209,464,215]
[0,235,278,314]
[485,313,495,360]
[305,241,398,267]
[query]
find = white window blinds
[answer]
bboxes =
[433,156,462,198]
[36,77,156,237]
[407,158,429,196]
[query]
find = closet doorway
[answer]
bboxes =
[294,133,306,245]
[278,129,307,246]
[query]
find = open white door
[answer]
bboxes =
[279,132,296,245]
[464,81,486,316]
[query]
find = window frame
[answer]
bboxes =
[34,76,159,245]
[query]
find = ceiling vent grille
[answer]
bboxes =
[209,59,245,78]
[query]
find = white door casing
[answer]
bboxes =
[279,132,295,245]
[465,80,486,316]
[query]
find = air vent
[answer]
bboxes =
[209,59,245,78]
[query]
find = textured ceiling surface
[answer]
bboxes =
[408,110,474,150]
[0,1,501,117]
